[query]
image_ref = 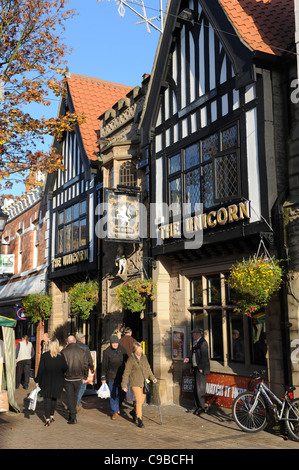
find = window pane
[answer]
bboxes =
[80,218,87,246]
[80,200,87,215]
[228,311,245,362]
[65,207,72,223]
[169,154,181,174]
[207,275,221,305]
[72,221,79,250]
[222,124,238,150]
[202,163,214,209]
[169,177,181,211]
[251,313,267,365]
[191,278,203,306]
[73,203,80,220]
[58,228,64,253]
[185,168,201,214]
[65,224,72,252]
[192,311,204,332]
[215,153,238,199]
[185,143,200,170]
[209,311,223,360]
[58,211,64,225]
[202,133,218,162]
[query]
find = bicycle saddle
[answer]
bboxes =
[283,384,296,392]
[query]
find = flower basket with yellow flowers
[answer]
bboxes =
[22,293,52,324]
[227,256,283,317]
[68,280,99,320]
[115,278,156,313]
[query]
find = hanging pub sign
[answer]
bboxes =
[104,188,141,242]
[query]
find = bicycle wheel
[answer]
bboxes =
[232,391,268,433]
[285,398,299,441]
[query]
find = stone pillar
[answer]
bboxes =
[152,256,173,404]
[48,282,69,343]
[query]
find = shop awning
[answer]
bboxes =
[0,306,16,328]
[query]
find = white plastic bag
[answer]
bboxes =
[28,386,41,411]
[97,383,110,399]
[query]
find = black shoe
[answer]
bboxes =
[137,418,144,428]
[130,409,137,423]
[193,407,199,415]
[196,408,206,416]
[44,419,51,427]
[67,418,77,424]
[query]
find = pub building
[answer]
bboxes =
[96,74,152,352]
[45,72,132,352]
[139,0,296,407]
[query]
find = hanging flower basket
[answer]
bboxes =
[115,278,157,313]
[227,256,283,316]
[68,280,99,320]
[22,293,52,324]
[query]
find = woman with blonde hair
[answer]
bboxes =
[35,338,68,426]
[122,342,157,428]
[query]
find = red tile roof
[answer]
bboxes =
[66,74,133,161]
[219,0,295,56]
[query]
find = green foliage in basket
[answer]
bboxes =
[115,278,156,313]
[22,293,52,324]
[68,280,99,320]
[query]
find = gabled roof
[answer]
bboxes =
[219,0,294,56]
[66,74,133,161]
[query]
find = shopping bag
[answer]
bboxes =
[97,383,110,399]
[126,384,135,402]
[28,386,41,411]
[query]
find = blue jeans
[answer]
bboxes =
[107,381,124,414]
[77,380,86,407]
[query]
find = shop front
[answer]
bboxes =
[139,0,293,406]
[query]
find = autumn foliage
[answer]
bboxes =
[0,0,86,188]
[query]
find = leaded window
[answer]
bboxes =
[119,161,137,186]
[167,123,239,214]
[56,200,87,254]
[190,273,266,365]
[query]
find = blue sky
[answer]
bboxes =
[6,0,163,197]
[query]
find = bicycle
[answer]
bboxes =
[232,371,299,441]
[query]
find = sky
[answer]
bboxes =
[5,0,164,197]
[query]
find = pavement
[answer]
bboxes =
[0,378,299,458]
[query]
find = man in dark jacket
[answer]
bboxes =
[76,333,94,411]
[101,335,127,419]
[62,335,89,424]
[184,328,210,415]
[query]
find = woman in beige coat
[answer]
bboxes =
[122,342,157,428]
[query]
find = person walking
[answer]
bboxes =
[119,327,136,356]
[41,333,50,354]
[34,339,68,426]
[122,342,157,428]
[16,335,35,390]
[119,327,137,409]
[62,335,89,424]
[76,332,94,411]
[101,334,127,420]
[184,328,210,416]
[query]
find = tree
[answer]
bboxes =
[0,0,86,188]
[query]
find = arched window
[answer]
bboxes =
[119,161,137,186]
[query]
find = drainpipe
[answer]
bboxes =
[272,191,293,387]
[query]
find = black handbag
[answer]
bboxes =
[135,357,151,394]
